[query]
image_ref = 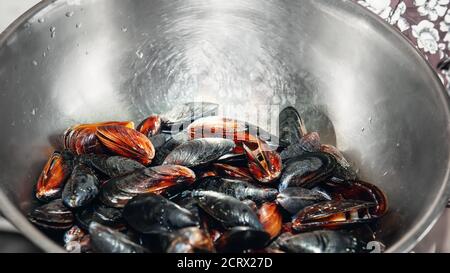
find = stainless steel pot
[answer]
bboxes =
[1,0,450,253]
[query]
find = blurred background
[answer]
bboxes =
[0,0,449,253]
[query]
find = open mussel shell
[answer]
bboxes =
[89,222,148,253]
[192,190,264,231]
[279,152,336,191]
[196,177,278,204]
[243,139,282,184]
[96,125,155,165]
[123,193,199,234]
[99,165,195,208]
[166,227,216,253]
[79,154,144,178]
[137,114,162,138]
[275,230,365,253]
[257,203,282,239]
[63,121,134,155]
[280,132,321,161]
[163,138,235,168]
[276,187,331,215]
[279,106,307,147]
[35,150,74,201]
[292,199,379,232]
[215,226,271,253]
[75,203,125,231]
[320,180,388,217]
[213,163,254,181]
[28,199,74,230]
[161,102,219,133]
[62,163,100,208]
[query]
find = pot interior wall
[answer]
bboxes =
[0,0,449,252]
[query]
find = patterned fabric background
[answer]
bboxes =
[355,0,450,90]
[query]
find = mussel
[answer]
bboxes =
[163,138,235,168]
[89,222,148,253]
[196,177,278,204]
[137,114,162,138]
[95,125,155,165]
[28,199,74,230]
[243,139,282,184]
[75,203,125,231]
[279,106,307,147]
[100,164,195,208]
[35,150,74,201]
[123,193,199,234]
[276,187,331,215]
[321,144,357,181]
[257,203,282,239]
[64,225,92,253]
[279,152,336,190]
[192,190,263,230]
[292,199,379,231]
[62,163,100,208]
[215,226,270,253]
[165,227,216,253]
[275,230,364,253]
[150,131,189,166]
[213,163,254,181]
[79,154,145,178]
[63,121,134,155]
[280,132,321,161]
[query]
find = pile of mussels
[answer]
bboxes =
[28,102,388,253]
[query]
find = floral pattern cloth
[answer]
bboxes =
[355,0,450,90]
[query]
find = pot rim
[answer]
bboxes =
[0,0,449,253]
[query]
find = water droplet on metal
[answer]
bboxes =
[31,108,37,116]
[38,18,45,23]
[396,143,400,147]
[382,171,388,177]
[66,11,74,17]
[361,127,365,132]
[136,50,144,59]
[76,23,82,28]
[50,26,56,38]
[50,26,56,32]
[24,23,31,29]
[42,51,47,57]
[122,26,128,32]
[32,60,38,66]
[369,117,372,124]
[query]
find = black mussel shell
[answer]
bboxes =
[62,163,100,208]
[123,193,199,234]
[280,132,321,161]
[161,102,219,133]
[276,187,331,215]
[166,227,216,253]
[215,226,270,253]
[192,190,263,230]
[28,199,74,230]
[79,154,145,178]
[279,152,336,190]
[75,203,124,231]
[163,138,235,168]
[279,106,307,147]
[151,132,189,166]
[89,222,148,253]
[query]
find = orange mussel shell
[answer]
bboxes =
[137,115,162,138]
[96,125,155,165]
[36,151,72,200]
[64,121,134,155]
[258,203,283,239]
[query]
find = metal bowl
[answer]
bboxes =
[0,0,450,253]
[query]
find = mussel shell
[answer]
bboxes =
[257,203,282,239]
[96,125,155,165]
[320,144,357,181]
[196,177,278,204]
[292,199,378,231]
[276,187,331,215]
[280,132,321,161]
[279,152,336,190]
[79,154,145,178]
[62,163,100,208]
[150,132,189,166]
[279,106,307,147]
[174,191,201,222]
[75,203,125,231]
[161,102,219,133]
[243,140,282,184]
[215,226,270,253]
[28,199,74,230]
[213,163,254,181]
[192,190,263,230]
[64,225,86,245]
[163,138,235,168]
[276,230,364,253]
[166,227,216,253]
[35,150,74,201]
[123,193,199,234]
[137,115,162,137]
[65,234,92,253]
[89,222,148,253]
[99,165,196,208]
